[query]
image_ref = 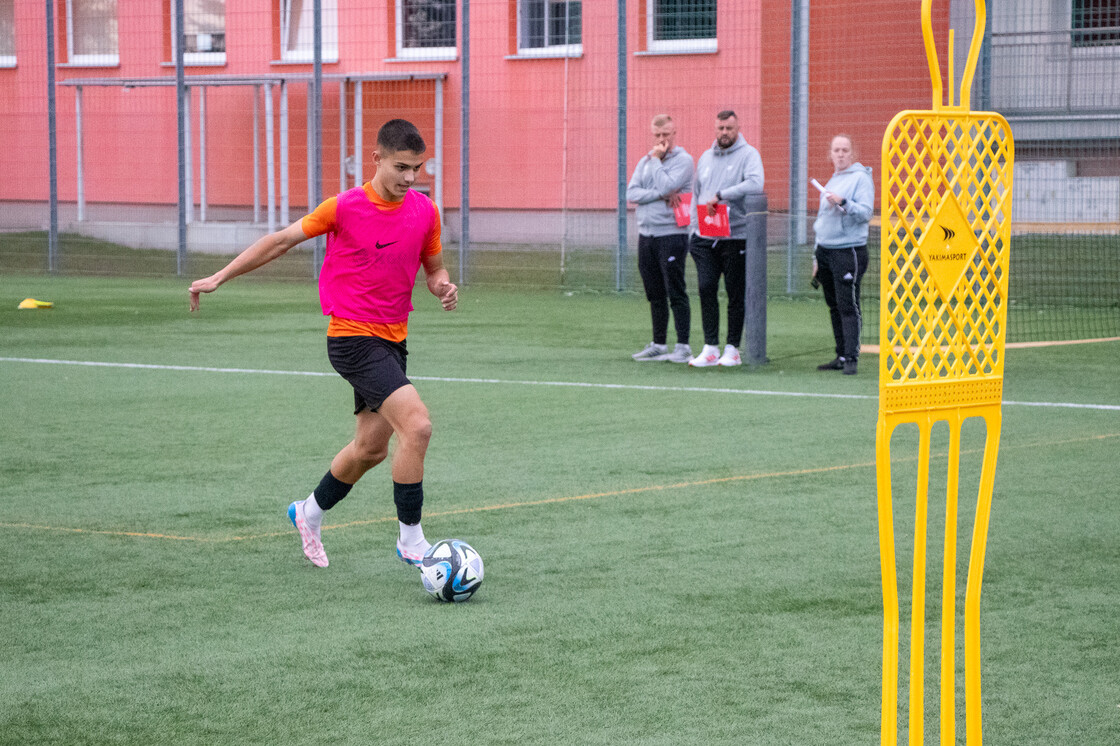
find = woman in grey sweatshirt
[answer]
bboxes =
[813,134,875,375]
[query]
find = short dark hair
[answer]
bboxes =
[716,110,737,121]
[378,119,426,154]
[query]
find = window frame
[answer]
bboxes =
[394,0,457,61]
[645,0,717,55]
[516,0,582,58]
[1071,0,1120,48]
[65,0,120,67]
[170,0,227,67]
[0,0,15,68]
[279,0,339,64]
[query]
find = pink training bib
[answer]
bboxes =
[318,187,436,324]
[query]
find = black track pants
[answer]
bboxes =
[815,244,869,361]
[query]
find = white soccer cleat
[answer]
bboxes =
[288,500,328,568]
[631,342,669,361]
[718,344,742,367]
[688,344,721,367]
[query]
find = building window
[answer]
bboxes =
[280,0,338,63]
[0,0,15,67]
[647,0,716,54]
[518,1,581,57]
[1072,0,1120,47]
[172,0,226,65]
[66,0,119,66]
[396,0,456,60]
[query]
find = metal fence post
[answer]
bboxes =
[253,86,261,224]
[744,193,769,365]
[175,0,186,275]
[787,0,809,293]
[45,0,58,272]
[312,0,324,276]
[460,0,470,286]
[199,86,207,223]
[265,82,276,233]
[75,86,84,223]
[616,0,627,292]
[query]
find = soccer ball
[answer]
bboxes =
[420,539,484,602]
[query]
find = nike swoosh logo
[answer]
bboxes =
[376,240,397,249]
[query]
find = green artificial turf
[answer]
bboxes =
[1,274,1117,745]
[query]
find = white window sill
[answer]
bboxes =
[160,60,227,68]
[507,45,583,60]
[271,57,340,65]
[184,53,226,66]
[58,58,120,68]
[0,56,16,68]
[635,48,718,57]
[389,48,458,62]
[641,39,717,56]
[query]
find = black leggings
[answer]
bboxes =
[815,244,869,361]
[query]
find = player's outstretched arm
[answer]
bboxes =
[422,253,458,311]
[189,221,309,311]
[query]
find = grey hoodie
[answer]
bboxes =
[690,134,765,239]
[626,146,694,237]
[812,162,874,248]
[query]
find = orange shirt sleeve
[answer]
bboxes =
[301,196,338,238]
[425,205,443,257]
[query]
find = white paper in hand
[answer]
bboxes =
[811,178,845,213]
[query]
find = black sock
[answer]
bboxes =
[393,481,424,525]
[313,471,353,511]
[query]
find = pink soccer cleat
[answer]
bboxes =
[396,536,432,567]
[288,500,328,568]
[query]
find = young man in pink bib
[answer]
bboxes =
[189,119,457,569]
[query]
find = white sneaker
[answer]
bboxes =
[666,343,692,363]
[718,344,742,367]
[689,344,721,367]
[632,342,669,361]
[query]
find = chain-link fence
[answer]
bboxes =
[1,1,1117,343]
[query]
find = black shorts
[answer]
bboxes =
[327,336,410,414]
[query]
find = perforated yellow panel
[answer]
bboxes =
[879,112,1014,412]
[875,4,1014,745]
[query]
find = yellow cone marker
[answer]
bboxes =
[18,298,54,310]
[876,1,1013,744]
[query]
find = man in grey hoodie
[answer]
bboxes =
[688,110,765,367]
[627,114,694,363]
[812,134,874,375]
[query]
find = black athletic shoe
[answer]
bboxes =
[843,360,858,375]
[817,357,844,371]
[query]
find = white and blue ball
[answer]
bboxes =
[420,539,484,602]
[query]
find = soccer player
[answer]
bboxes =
[188,118,457,569]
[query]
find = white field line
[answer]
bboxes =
[861,336,1120,354]
[1,356,1118,411]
